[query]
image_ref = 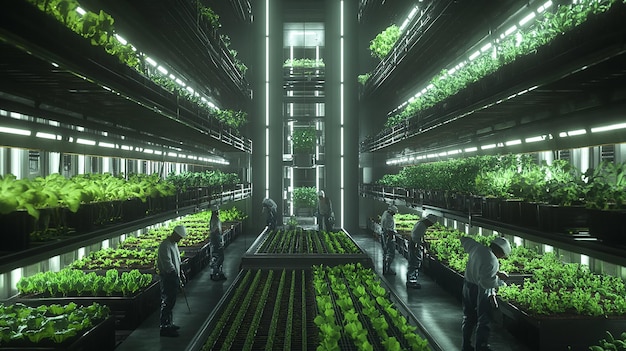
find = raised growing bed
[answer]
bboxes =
[0,302,115,351]
[498,299,626,351]
[240,229,373,270]
[190,264,437,351]
[12,269,159,330]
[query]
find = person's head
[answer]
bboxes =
[388,205,398,215]
[490,237,511,259]
[318,190,325,198]
[171,225,187,242]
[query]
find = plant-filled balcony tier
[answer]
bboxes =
[361,3,626,153]
[0,302,115,351]
[0,2,251,154]
[362,1,522,100]
[78,0,250,104]
[195,265,435,351]
[12,269,160,331]
[240,229,373,270]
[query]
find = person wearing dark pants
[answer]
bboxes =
[461,236,511,351]
[262,197,278,230]
[157,225,187,337]
[315,190,334,232]
[406,213,438,289]
[380,204,398,275]
[209,206,227,281]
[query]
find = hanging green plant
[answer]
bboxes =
[369,24,401,60]
[291,127,317,154]
[293,187,318,209]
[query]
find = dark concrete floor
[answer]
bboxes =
[114,229,531,351]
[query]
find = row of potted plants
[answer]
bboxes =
[371,155,626,239]
[0,171,245,251]
[23,0,249,131]
[380,0,625,129]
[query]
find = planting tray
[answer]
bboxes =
[240,229,373,270]
[188,268,442,351]
[12,280,160,330]
[498,298,626,351]
[0,315,115,351]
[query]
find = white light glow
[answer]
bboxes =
[561,129,587,137]
[143,149,154,154]
[525,135,545,143]
[591,122,626,133]
[115,34,127,45]
[514,236,523,247]
[146,57,157,67]
[469,50,480,61]
[519,12,536,26]
[35,132,57,140]
[121,145,132,151]
[581,254,589,266]
[76,7,86,15]
[480,42,492,52]
[168,152,177,157]
[464,147,478,153]
[481,144,496,150]
[76,138,96,146]
[504,25,517,36]
[0,126,30,136]
[505,139,522,146]
[99,142,115,148]
[544,244,553,253]
[157,66,168,75]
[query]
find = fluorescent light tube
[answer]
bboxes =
[591,122,626,133]
[0,126,30,136]
[76,138,96,146]
[36,132,56,140]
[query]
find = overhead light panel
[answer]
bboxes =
[99,142,115,148]
[464,147,478,153]
[76,7,86,15]
[157,66,168,75]
[76,138,96,146]
[519,12,536,26]
[591,122,626,133]
[559,129,586,137]
[0,126,30,136]
[35,132,57,140]
[505,139,522,146]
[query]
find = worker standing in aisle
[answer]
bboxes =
[406,212,439,289]
[262,197,278,230]
[157,225,187,337]
[380,204,398,275]
[209,206,227,281]
[315,190,334,232]
[460,236,511,351]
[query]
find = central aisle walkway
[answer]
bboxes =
[114,228,531,351]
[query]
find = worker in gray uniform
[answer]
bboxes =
[461,236,511,351]
[209,206,227,281]
[380,204,398,275]
[406,212,438,289]
[262,197,278,230]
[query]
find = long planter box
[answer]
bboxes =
[13,280,161,331]
[240,229,373,270]
[498,298,626,351]
[0,315,115,351]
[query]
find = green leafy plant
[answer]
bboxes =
[358,72,371,85]
[369,24,401,60]
[293,186,318,209]
[291,127,317,154]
